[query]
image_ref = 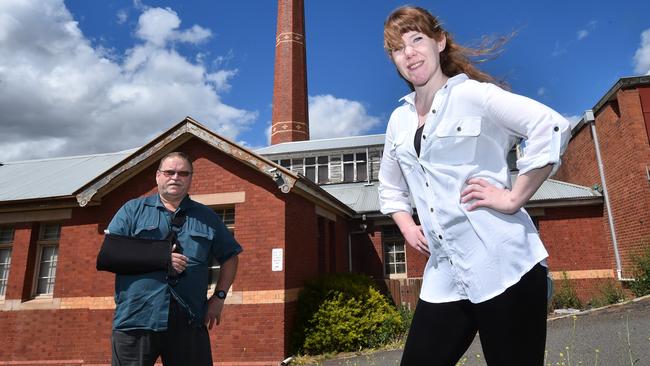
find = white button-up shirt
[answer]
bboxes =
[378,73,571,303]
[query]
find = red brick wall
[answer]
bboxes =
[539,206,611,271]
[1,138,337,364]
[554,87,650,277]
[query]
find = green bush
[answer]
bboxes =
[629,247,650,297]
[588,279,625,308]
[291,273,405,355]
[551,272,582,310]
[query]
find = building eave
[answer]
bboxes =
[74,117,300,207]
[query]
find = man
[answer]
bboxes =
[107,151,242,366]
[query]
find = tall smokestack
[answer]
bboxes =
[271,0,309,145]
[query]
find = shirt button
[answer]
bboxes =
[425,182,429,187]
[432,109,436,114]
[449,258,453,265]
[554,126,559,131]
[438,234,443,240]
[430,208,434,212]
[456,126,462,132]
[422,134,426,139]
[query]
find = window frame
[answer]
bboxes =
[342,152,369,183]
[382,226,407,279]
[0,226,14,299]
[207,207,235,291]
[32,223,61,298]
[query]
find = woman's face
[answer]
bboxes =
[391,31,446,88]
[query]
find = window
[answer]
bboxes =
[343,152,368,182]
[34,223,60,297]
[208,208,235,287]
[0,226,14,298]
[304,156,329,184]
[382,226,406,277]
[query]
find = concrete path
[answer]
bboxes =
[301,295,650,366]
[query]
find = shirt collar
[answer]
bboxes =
[143,193,193,212]
[398,73,469,105]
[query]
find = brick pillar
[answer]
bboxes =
[271,0,309,145]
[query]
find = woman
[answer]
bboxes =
[378,6,570,365]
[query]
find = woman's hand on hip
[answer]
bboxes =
[461,178,520,214]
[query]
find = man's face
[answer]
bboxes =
[156,156,193,202]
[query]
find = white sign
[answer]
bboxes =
[272,248,283,272]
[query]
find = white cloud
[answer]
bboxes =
[0,0,256,162]
[633,29,650,75]
[308,95,381,139]
[116,9,128,24]
[135,7,210,46]
[577,30,588,40]
[577,20,597,41]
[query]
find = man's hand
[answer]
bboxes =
[170,244,188,274]
[205,295,225,329]
[460,178,519,214]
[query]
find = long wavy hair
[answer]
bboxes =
[384,6,509,90]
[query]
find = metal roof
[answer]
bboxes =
[255,134,385,156]
[322,178,601,214]
[526,177,601,201]
[0,150,133,201]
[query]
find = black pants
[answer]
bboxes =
[111,298,213,366]
[401,263,548,366]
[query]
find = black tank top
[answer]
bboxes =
[414,124,425,157]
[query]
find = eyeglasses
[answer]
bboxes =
[158,169,193,178]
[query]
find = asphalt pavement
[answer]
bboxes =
[301,295,650,366]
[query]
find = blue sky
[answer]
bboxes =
[1,0,649,161]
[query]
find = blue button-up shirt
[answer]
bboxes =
[107,194,242,331]
[379,74,570,303]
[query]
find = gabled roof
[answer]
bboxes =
[255,134,385,156]
[0,117,355,217]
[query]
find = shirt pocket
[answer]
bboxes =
[133,211,161,239]
[186,221,215,264]
[432,116,482,165]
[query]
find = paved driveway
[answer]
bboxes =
[302,295,650,366]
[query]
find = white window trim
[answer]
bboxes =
[342,152,368,183]
[207,208,235,294]
[32,224,60,298]
[0,243,12,300]
[382,227,408,279]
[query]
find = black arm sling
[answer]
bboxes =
[96,211,186,276]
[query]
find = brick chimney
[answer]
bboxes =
[271,0,309,145]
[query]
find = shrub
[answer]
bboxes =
[291,273,404,355]
[629,247,650,297]
[551,272,582,310]
[588,279,625,308]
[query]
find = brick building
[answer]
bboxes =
[0,118,356,365]
[1,0,648,360]
[551,75,650,297]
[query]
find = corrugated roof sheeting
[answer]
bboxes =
[0,151,132,201]
[256,134,385,155]
[323,178,600,213]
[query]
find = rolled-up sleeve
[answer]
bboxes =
[483,83,571,176]
[378,114,413,215]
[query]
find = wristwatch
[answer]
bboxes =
[214,290,227,300]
